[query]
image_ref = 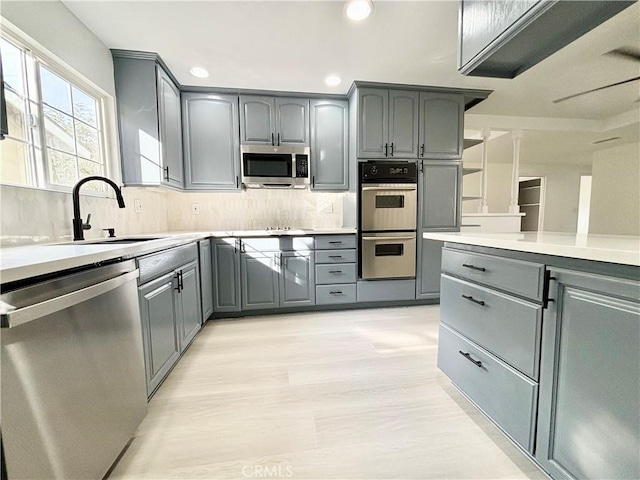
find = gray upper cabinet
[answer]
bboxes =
[241,252,279,310]
[183,92,241,191]
[310,99,348,191]
[113,52,184,188]
[419,92,464,159]
[157,66,183,188]
[357,88,388,158]
[388,90,419,158]
[240,95,309,146]
[419,161,461,231]
[212,239,241,312]
[280,251,315,307]
[536,268,640,480]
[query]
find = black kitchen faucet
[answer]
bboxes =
[72,176,126,241]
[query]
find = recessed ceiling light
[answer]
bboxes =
[345,0,374,21]
[325,75,342,87]
[189,67,209,79]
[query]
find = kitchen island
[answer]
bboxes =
[424,231,639,480]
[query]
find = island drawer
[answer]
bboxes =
[315,249,357,264]
[137,243,197,284]
[315,235,357,250]
[438,324,538,454]
[316,263,357,285]
[316,284,357,304]
[440,274,542,379]
[442,248,545,301]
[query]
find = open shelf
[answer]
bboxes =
[463,167,483,176]
[462,196,482,201]
[463,138,483,150]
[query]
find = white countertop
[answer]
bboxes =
[422,232,640,266]
[0,228,357,284]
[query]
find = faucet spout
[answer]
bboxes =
[72,176,126,241]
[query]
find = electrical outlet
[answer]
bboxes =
[134,199,143,214]
[323,203,334,214]
[192,203,200,215]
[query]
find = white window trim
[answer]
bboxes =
[1,19,121,198]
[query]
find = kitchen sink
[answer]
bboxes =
[55,237,166,245]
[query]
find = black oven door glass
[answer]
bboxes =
[375,195,405,208]
[243,153,292,178]
[375,244,404,256]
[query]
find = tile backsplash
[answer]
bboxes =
[0,184,348,246]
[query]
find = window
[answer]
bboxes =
[1,35,108,192]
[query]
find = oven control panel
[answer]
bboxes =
[295,154,309,178]
[360,161,417,183]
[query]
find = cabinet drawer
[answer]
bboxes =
[438,324,538,453]
[316,263,357,285]
[315,235,356,250]
[316,284,357,304]
[138,243,198,284]
[442,248,545,301]
[315,249,357,264]
[440,274,542,379]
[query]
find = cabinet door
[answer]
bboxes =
[157,65,183,188]
[138,272,180,396]
[357,88,388,158]
[310,99,348,191]
[536,269,640,480]
[240,95,275,145]
[199,240,214,322]
[419,92,464,159]
[241,252,279,310]
[419,161,461,231]
[176,261,202,353]
[183,93,241,191]
[212,239,241,312]
[415,238,443,300]
[276,97,309,146]
[388,90,419,158]
[280,251,315,307]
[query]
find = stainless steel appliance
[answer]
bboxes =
[241,144,310,188]
[359,161,418,279]
[0,260,148,480]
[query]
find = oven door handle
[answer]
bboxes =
[361,186,416,191]
[362,236,415,241]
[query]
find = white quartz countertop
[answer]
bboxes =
[0,228,357,284]
[422,232,640,266]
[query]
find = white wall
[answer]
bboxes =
[589,142,640,236]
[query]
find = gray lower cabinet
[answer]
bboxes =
[240,95,309,146]
[241,252,280,310]
[157,66,183,188]
[418,92,464,159]
[280,251,315,307]
[415,237,443,299]
[419,161,461,231]
[199,240,214,322]
[536,268,640,480]
[176,260,201,352]
[138,271,180,396]
[212,239,242,312]
[310,99,348,191]
[182,92,240,191]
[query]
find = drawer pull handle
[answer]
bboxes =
[459,350,482,368]
[329,270,343,274]
[328,255,343,259]
[462,263,486,272]
[329,291,343,295]
[328,241,343,244]
[462,294,485,306]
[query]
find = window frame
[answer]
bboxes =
[1,27,114,197]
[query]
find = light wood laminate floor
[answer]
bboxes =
[109,306,546,479]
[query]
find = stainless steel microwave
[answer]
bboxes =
[241,145,310,188]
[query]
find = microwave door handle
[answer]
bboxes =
[362,236,415,241]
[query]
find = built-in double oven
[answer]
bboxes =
[359,161,418,280]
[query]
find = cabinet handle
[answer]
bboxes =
[462,294,485,306]
[329,291,343,295]
[328,255,342,259]
[390,143,394,156]
[459,350,482,368]
[312,176,315,188]
[462,263,486,272]
[277,133,280,146]
[329,270,343,274]
[328,241,343,244]
[234,238,238,253]
[164,166,170,181]
[240,241,246,253]
[384,143,388,156]
[236,176,240,188]
[174,272,181,292]
[420,144,425,157]
[271,133,275,146]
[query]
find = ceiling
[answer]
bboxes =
[62,0,640,122]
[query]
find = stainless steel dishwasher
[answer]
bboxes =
[0,259,147,480]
